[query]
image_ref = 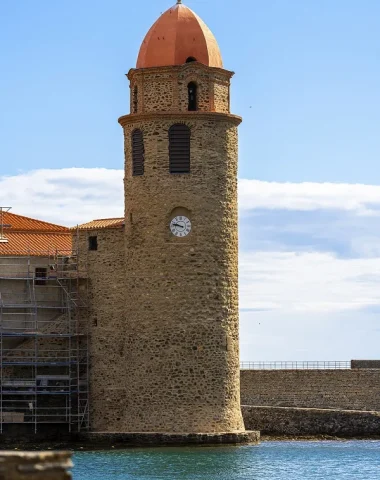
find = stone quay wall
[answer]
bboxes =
[240,369,380,412]
[242,406,380,438]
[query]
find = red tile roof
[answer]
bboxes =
[1,211,68,232]
[74,218,124,230]
[0,212,71,256]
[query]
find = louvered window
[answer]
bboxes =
[169,124,190,174]
[132,129,144,176]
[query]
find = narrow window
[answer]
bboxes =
[188,82,197,111]
[132,129,144,176]
[133,86,138,113]
[169,124,190,174]
[88,236,98,251]
[35,267,47,286]
[186,57,197,63]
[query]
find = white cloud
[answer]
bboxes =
[0,168,124,226]
[239,179,380,215]
[240,251,380,313]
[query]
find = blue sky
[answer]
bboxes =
[1,0,380,360]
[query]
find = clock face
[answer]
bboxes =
[170,216,192,237]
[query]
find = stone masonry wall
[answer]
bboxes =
[213,82,229,113]
[76,227,126,431]
[242,405,380,438]
[140,72,174,113]
[119,105,244,433]
[241,370,380,411]
[129,63,232,115]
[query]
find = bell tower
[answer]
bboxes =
[99,0,258,443]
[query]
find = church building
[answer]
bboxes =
[0,1,259,444]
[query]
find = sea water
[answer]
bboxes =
[73,441,380,479]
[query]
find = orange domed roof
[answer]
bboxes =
[137,1,223,69]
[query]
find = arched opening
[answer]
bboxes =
[188,82,197,111]
[186,57,197,63]
[131,129,144,176]
[132,86,138,114]
[169,124,190,174]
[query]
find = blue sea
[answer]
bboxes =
[73,441,380,479]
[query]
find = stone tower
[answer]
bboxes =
[84,1,259,444]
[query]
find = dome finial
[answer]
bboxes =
[177,0,182,4]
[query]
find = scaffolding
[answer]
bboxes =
[0,248,89,434]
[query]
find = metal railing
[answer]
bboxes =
[240,361,351,370]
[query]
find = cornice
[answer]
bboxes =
[118,111,242,127]
[127,62,234,81]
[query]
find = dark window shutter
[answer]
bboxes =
[132,129,144,176]
[169,124,190,174]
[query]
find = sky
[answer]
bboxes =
[1,0,380,361]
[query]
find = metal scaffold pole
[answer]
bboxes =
[0,295,3,435]
[0,244,89,434]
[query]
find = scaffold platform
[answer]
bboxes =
[0,249,89,433]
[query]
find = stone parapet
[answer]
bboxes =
[351,360,380,369]
[0,451,72,479]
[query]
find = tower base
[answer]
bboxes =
[82,431,260,447]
